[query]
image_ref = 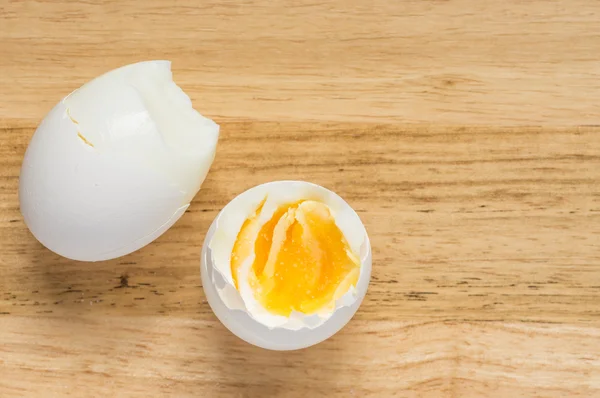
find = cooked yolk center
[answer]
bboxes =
[231,199,360,316]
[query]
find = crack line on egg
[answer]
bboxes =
[66,108,79,125]
[67,107,95,148]
[77,132,95,148]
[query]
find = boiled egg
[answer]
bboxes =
[203,181,371,349]
[19,61,219,261]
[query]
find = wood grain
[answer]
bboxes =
[2,0,600,125]
[1,1,600,397]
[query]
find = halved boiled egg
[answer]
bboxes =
[19,61,219,261]
[205,181,371,345]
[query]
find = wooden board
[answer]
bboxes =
[1,1,600,397]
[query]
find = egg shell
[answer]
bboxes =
[206,180,371,333]
[19,61,219,261]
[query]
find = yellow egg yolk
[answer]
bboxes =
[231,199,360,316]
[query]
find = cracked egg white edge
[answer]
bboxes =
[208,181,371,331]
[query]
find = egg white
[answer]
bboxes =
[19,61,219,261]
[208,181,370,330]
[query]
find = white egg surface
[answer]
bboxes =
[19,60,219,261]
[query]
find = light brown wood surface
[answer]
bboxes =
[1,1,600,397]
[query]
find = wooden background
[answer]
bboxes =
[1,0,600,396]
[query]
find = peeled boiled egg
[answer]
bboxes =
[19,61,219,261]
[202,181,371,349]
